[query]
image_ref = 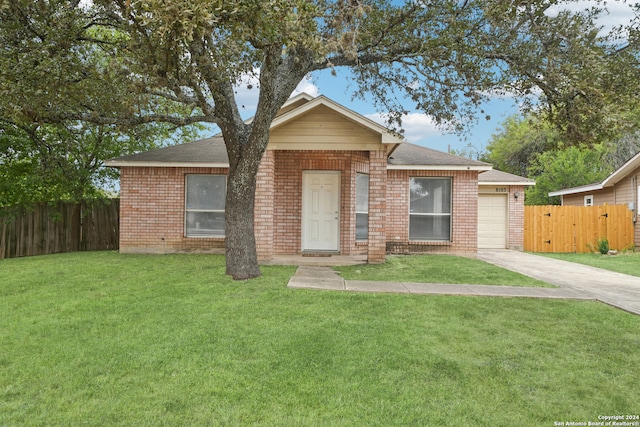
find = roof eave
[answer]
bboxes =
[105,160,230,168]
[601,151,640,188]
[548,183,603,197]
[480,181,536,186]
[281,92,315,107]
[387,164,492,171]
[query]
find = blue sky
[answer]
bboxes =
[226,0,637,154]
[232,58,522,155]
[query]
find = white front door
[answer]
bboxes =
[302,171,340,252]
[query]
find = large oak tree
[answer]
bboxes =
[1,0,638,279]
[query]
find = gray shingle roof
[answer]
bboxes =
[107,138,492,169]
[479,169,535,184]
[388,142,491,167]
[106,136,228,165]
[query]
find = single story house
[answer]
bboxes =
[548,150,640,246]
[106,93,532,263]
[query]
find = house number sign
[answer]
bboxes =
[495,187,508,193]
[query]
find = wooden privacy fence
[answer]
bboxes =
[524,204,634,253]
[0,200,119,259]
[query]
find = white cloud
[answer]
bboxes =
[365,112,443,144]
[234,71,320,116]
[546,1,638,35]
[292,77,320,97]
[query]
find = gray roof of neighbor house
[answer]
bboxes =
[106,137,492,170]
[479,169,535,186]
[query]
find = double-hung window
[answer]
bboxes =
[185,175,226,237]
[409,177,452,241]
[356,173,369,240]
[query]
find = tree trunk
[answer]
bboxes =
[217,51,310,280]
[224,149,262,280]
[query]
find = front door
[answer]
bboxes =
[302,171,340,252]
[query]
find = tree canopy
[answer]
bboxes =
[526,144,613,205]
[482,116,558,178]
[482,113,640,205]
[2,0,638,278]
[0,120,201,206]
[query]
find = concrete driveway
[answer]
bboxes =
[478,250,640,315]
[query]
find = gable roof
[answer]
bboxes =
[548,150,640,197]
[271,95,404,145]
[106,137,491,170]
[106,94,489,170]
[479,169,535,186]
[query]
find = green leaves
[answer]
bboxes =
[525,144,612,205]
[0,120,203,206]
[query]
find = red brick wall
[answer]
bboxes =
[270,150,369,256]
[119,166,227,254]
[255,150,275,261]
[509,185,525,250]
[386,169,478,254]
[367,150,387,263]
[119,159,480,258]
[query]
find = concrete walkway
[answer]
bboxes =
[287,251,640,316]
[478,250,640,315]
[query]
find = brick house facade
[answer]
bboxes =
[108,94,530,262]
[478,170,534,251]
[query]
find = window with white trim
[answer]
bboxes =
[185,175,226,237]
[584,195,594,206]
[409,177,452,241]
[356,173,369,240]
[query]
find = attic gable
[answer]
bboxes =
[267,95,403,151]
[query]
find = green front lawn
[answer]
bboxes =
[2,252,638,426]
[539,251,640,277]
[335,254,552,287]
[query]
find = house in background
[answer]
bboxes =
[549,150,640,246]
[106,94,532,263]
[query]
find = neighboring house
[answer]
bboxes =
[106,94,531,263]
[548,150,640,246]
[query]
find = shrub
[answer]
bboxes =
[596,238,610,255]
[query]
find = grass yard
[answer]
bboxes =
[2,252,639,426]
[335,254,552,287]
[539,251,640,277]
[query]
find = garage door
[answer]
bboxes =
[478,194,508,249]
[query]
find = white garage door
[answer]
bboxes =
[478,194,508,249]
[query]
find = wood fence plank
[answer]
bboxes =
[0,200,119,259]
[525,204,635,253]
